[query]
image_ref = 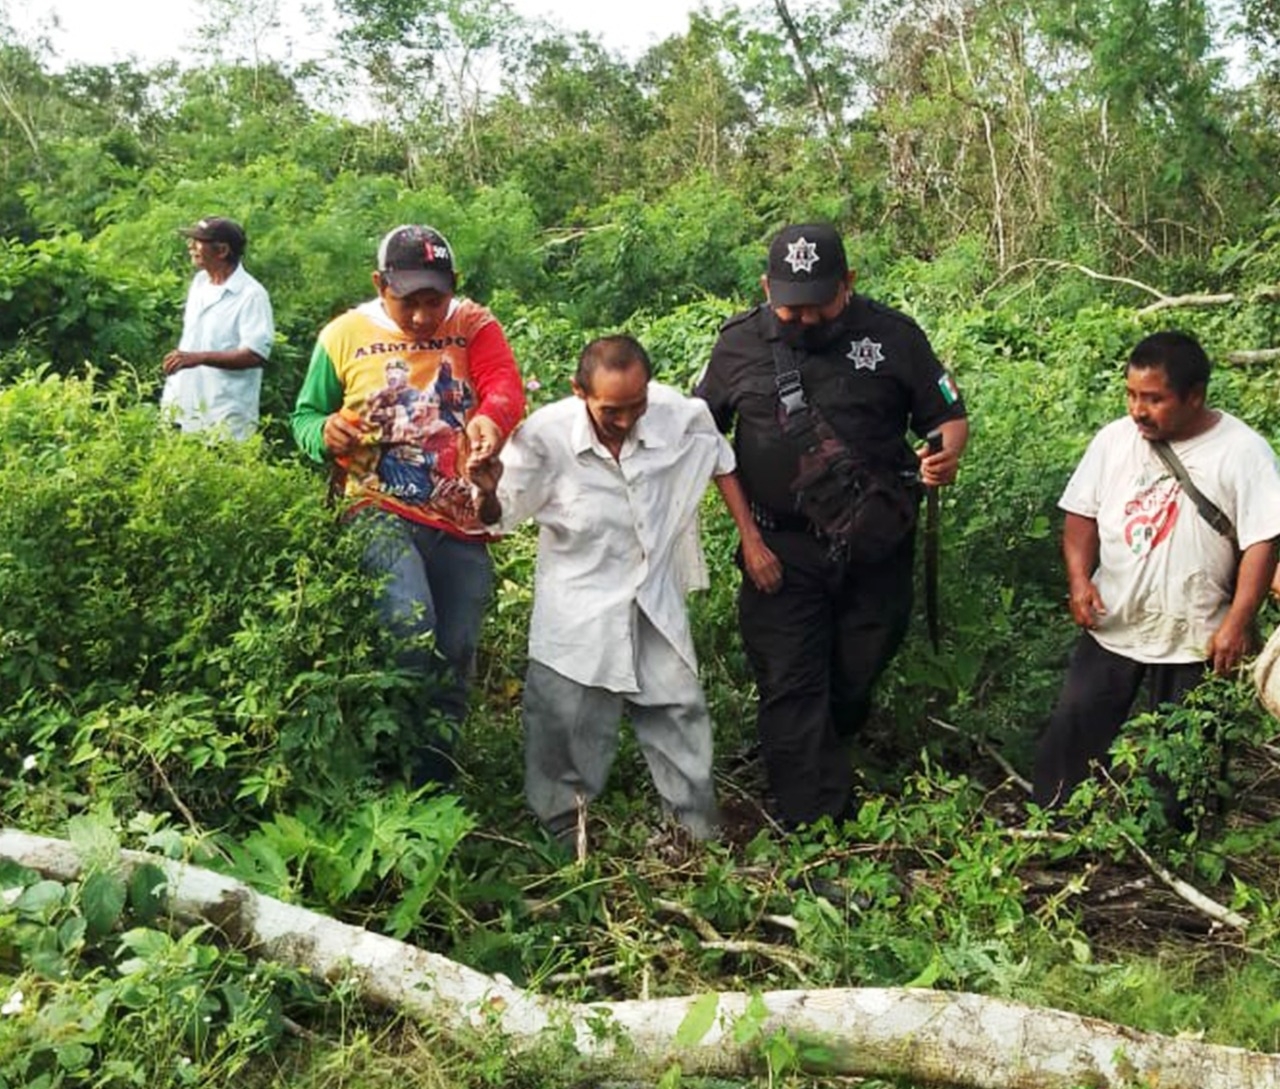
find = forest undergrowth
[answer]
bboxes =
[4,283,1280,1088]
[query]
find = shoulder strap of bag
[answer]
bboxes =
[769,339,864,449]
[1149,439,1236,541]
[770,339,821,449]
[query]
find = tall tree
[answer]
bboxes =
[468,32,655,222]
[636,13,752,181]
[864,0,1270,271]
[333,0,527,183]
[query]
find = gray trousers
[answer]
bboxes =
[523,611,720,840]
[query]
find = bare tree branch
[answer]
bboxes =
[1137,292,1238,315]
[1224,349,1280,366]
[1118,831,1250,932]
[771,0,841,170]
[981,257,1167,302]
[1093,195,1160,259]
[931,716,1032,794]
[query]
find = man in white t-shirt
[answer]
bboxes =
[161,216,275,440]
[470,334,776,844]
[1033,331,1280,814]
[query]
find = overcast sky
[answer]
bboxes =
[6,0,716,67]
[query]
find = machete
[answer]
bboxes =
[924,428,944,652]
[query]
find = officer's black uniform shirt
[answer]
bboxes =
[695,296,966,517]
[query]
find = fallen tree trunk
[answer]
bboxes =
[3,828,1279,1089]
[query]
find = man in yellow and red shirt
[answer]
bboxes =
[292,225,525,787]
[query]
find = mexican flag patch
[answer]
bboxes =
[937,372,959,405]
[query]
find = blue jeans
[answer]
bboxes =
[359,511,494,784]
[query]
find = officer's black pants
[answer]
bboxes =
[738,528,914,828]
[1032,633,1206,810]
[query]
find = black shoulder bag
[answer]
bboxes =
[771,340,920,563]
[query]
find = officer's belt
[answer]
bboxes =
[748,501,821,536]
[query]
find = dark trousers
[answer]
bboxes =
[739,528,914,828]
[1032,633,1206,809]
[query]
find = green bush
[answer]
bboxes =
[0,371,421,824]
[0,235,172,380]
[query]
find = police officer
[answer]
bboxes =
[695,223,969,829]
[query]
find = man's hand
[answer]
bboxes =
[162,350,197,375]
[322,411,369,457]
[712,471,784,594]
[466,447,504,525]
[1214,540,1274,673]
[465,415,503,468]
[1067,575,1106,629]
[916,418,967,486]
[916,439,960,487]
[741,535,783,594]
[467,454,503,496]
[1207,614,1252,675]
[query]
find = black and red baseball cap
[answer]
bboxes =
[376,224,457,298]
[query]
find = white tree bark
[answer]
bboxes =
[3,828,1278,1089]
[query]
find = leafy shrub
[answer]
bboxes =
[0,818,293,1088]
[0,235,172,381]
[0,370,423,824]
[564,176,763,325]
[218,788,476,940]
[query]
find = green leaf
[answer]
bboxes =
[657,1062,683,1089]
[219,981,250,1019]
[732,993,769,1045]
[14,880,67,917]
[28,942,71,981]
[55,1043,94,1073]
[0,859,40,890]
[117,926,173,961]
[904,953,943,989]
[57,914,87,953]
[674,992,719,1048]
[127,863,169,925]
[1026,513,1051,540]
[81,871,127,939]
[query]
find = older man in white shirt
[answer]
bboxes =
[161,216,274,440]
[472,334,779,843]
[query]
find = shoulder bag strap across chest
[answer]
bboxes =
[1149,439,1236,544]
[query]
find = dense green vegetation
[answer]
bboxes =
[2,0,1280,1085]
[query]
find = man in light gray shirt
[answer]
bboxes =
[1034,331,1280,820]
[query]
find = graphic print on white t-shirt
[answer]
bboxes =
[1122,477,1179,557]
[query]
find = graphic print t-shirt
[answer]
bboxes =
[1059,413,1280,663]
[315,299,494,534]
